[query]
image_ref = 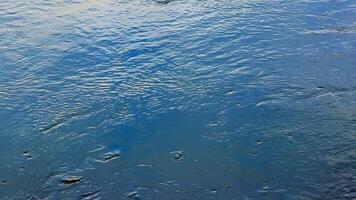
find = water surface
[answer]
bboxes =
[0,0,355,199]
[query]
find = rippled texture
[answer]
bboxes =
[0,0,355,199]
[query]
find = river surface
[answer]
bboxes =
[0,0,355,199]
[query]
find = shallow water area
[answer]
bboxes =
[0,0,355,199]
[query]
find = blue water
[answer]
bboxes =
[0,0,355,199]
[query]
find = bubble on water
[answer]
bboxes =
[1,180,8,185]
[155,0,175,5]
[258,186,269,193]
[23,151,33,160]
[226,90,236,95]
[60,176,82,185]
[124,190,140,199]
[210,189,217,194]
[95,150,121,163]
[19,166,26,171]
[137,164,153,168]
[89,144,106,153]
[159,180,177,186]
[170,151,184,161]
[79,190,100,200]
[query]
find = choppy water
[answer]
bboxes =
[0,0,355,199]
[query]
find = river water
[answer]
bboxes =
[0,0,355,199]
